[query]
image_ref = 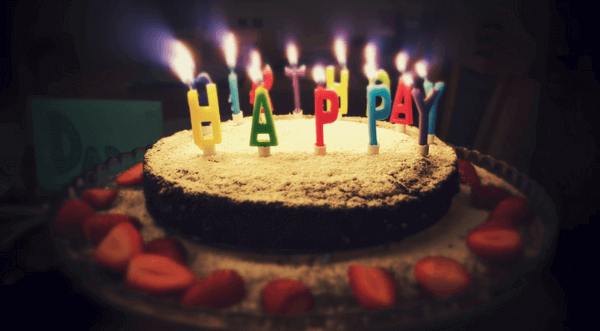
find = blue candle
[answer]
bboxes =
[228,69,241,115]
[367,82,392,147]
[412,87,440,147]
[427,82,445,135]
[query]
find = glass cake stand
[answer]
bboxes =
[48,144,559,331]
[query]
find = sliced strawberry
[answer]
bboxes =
[125,254,196,297]
[54,199,96,236]
[83,213,141,245]
[92,222,144,272]
[457,159,481,188]
[180,269,246,308]
[472,185,513,210]
[466,227,523,260]
[81,188,118,208]
[413,256,471,298]
[261,278,314,315]
[145,238,186,265]
[116,162,143,186]
[347,264,398,311]
[489,196,532,224]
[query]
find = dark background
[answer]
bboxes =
[1,0,598,330]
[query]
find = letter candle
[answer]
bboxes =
[188,72,222,156]
[313,65,339,155]
[415,61,444,144]
[248,63,278,157]
[222,33,243,125]
[284,43,306,118]
[364,62,392,155]
[326,38,349,120]
[390,52,413,133]
[412,83,441,156]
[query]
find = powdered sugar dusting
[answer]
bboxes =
[145,116,457,208]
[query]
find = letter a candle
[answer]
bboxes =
[326,38,349,119]
[248,62,278,157]
[390,52,414,133]
[313,65,339,155]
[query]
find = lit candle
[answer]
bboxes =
[364,54,392,155]
[390,52,413,133]
[167,40,221,156]
[248,62,278,157]
[222,33,243,125]
[284,42,306,118]
[313,65,339,155]
[415,61,444,144]
[412,83,441,157]
[326,38,349,119]
[188,72,222,156]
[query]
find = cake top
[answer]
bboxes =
[144,115,457,208]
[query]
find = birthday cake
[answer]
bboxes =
[53,115,553,331]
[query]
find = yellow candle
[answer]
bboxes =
[326,66,349,115]
[187,83,222,155]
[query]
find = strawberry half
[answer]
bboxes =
[413,256,471,298]
[145,238,186,265]
[92,222,143,272]
[83,213,141,245]
[116,162,143,186]
[81,188,118,208]
[489,196,532,224]
[347,264,398,311]
[472,185,513,210]
[466,227,523,260]
[180,269,246,308]
[457,159,481,188]
[125,254,196,297]
[261,278,314,315]
[54,199,96,236]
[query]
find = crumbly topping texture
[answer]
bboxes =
[144,116,457,208]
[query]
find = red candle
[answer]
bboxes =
[390,73,414,132]
[313,65,339,155]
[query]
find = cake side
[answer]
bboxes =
[143,116,459,253]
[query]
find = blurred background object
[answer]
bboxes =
[1,0,597,330]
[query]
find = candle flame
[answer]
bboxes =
[286,43,298,66]
[363,63,376,80]
[169,40,195,85]
[415,60,428,78]
[334,38,346,66]
[250,50,261,68]
[395,52,408,72]
[364,42,376,67]
[223,32,237,68]
[248,66,263,83]
[312,65,326,84]
[401,73,414,86]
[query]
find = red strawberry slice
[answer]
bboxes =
[92,222,144,272]
[472,185,513,210]
[347,264,398,310]
[83,213,141,245]
[81,188,118,208]
[489,196,532,224]
[261,278,314,315]
[116,162,143,186]
[413,256,471,298]
[125,254,196,297]
[54,199,96,236]
[180,269,246,308]
[145,238,186,265]
[457,159,481,188]
[466,227,523,260]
